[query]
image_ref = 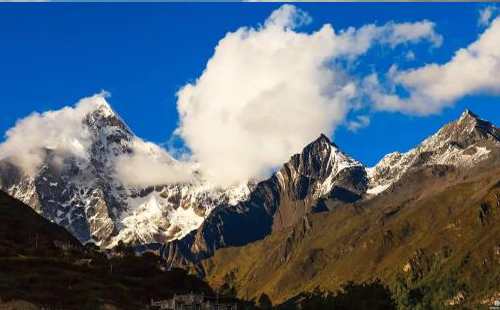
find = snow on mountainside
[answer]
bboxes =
[309,138,365,199]
[367,110,500,195]
[0,97,251,248]
[108,182,252,247]
[272,134,367,208]
[269,134,368,230]
[273,134,367,206]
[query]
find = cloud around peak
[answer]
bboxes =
[0,92,195,187]
[0,93,108,175]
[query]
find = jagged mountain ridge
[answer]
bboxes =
[2,104,499,260]
[161,134,369,263]
[368,109,500,194]
[3,107,500,308]
[161,109,500,268]
[0,97,252,248]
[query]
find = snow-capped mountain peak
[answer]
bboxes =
[367,109,500,196]
[308,135,365,198]
[274,133,367,201]
[0,98,252,248]
[94,97,116,118]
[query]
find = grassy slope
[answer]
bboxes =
[200,166,500,309]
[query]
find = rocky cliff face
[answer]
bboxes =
[170,134,368,260]
[3,96,365,253]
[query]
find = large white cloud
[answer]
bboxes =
[367,17,500,116]
[175,4,441,187]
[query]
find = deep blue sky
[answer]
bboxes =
[0,3,498,167]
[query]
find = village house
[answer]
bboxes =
[148,293,237,310]
[53,240,78,253]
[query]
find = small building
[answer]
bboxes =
[53,240,78,253]
[149,293,237,310]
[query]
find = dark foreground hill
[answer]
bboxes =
[0,190,83,257]
[0,190,214,310]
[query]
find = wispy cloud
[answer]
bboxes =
[0,94,104,175]
[0,92,195,187]
[346,115,371,132]
[365,17,500,116]
[478,5,499,27]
